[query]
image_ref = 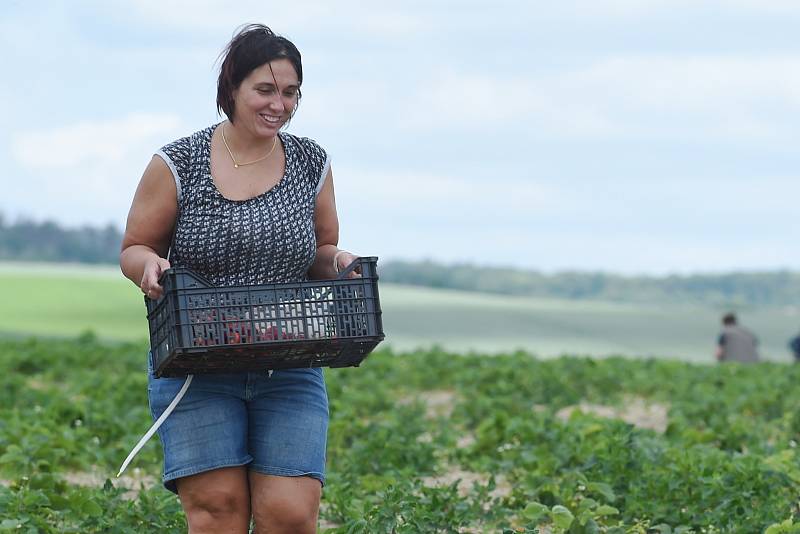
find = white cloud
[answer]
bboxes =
[334,167,555,220]
[558,0,800,16]
[7,113,184,228]
[708,0,800,13]
[113,0,327,32]
[332,165,800,272]
[340,222,800,275]
[115,0,430,37]
[93,0,800,36]
[396,70,622,136]
[574,56,800,111]
[396,55,800,143]
[12,113,183,170]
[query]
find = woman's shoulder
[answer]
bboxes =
[158,124,216,165]
[282,133,331,191]
[282,132,326,155]
[282,132,328,168]
[161,124,216,151]
[156,124,216,185]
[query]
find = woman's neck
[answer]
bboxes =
[223,120,277,155]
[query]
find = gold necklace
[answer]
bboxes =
[221,124,278,168]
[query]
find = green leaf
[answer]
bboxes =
[551,505,574,530]
[765,519,800,534]
[582,518,601,534]
[522,502,549,522]
[577,497,598,512]
[81,499,104,517]
[1,445,22,455]
[22,489,50,508]
[581,423,605,436]
[585,482,616,503]
[594,505,619,517]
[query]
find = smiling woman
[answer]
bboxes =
[118,23,360,534]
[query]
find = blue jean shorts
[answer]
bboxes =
[147,356,329,494]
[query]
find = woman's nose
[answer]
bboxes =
[268,94,285,112]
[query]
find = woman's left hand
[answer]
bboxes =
[334,250,361,278]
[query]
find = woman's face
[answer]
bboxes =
[231,58,299,137]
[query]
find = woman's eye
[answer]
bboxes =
[258,88,276,95]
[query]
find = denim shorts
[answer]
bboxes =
[147,356,329,494]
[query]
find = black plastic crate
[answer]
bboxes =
[146,257,384,378]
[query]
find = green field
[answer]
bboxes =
[2,263,800,532]
[0,262,797,362]
[1,337,799,532]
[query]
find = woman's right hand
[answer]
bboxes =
[140,256,172,300]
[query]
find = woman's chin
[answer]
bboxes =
[255,123,282,137]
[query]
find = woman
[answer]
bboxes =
[120,24,356,533]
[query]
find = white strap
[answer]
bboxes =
[117,374,193,477]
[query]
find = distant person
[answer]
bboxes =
[789,331,800,363]
[715,312,759,363]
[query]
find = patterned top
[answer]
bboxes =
[156,124,330,287]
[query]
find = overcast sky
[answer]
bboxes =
[3,1,799,274]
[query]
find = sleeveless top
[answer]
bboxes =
[155,124,330,287]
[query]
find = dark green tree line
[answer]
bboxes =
[0,213,122,264]
[378,261,800,307]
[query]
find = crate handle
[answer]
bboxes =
[336,256,378,280]
[156,267,214,290]
[336,257,363,279]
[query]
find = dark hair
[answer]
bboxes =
[722,312,737,326]
[216,24,303,123]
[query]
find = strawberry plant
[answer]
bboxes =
[0,335,798,531]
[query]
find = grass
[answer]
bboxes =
[0,261,798,362]
[0,266,146,341]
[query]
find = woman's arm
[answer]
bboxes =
[119,155,178,299]
[307,167,358,279]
